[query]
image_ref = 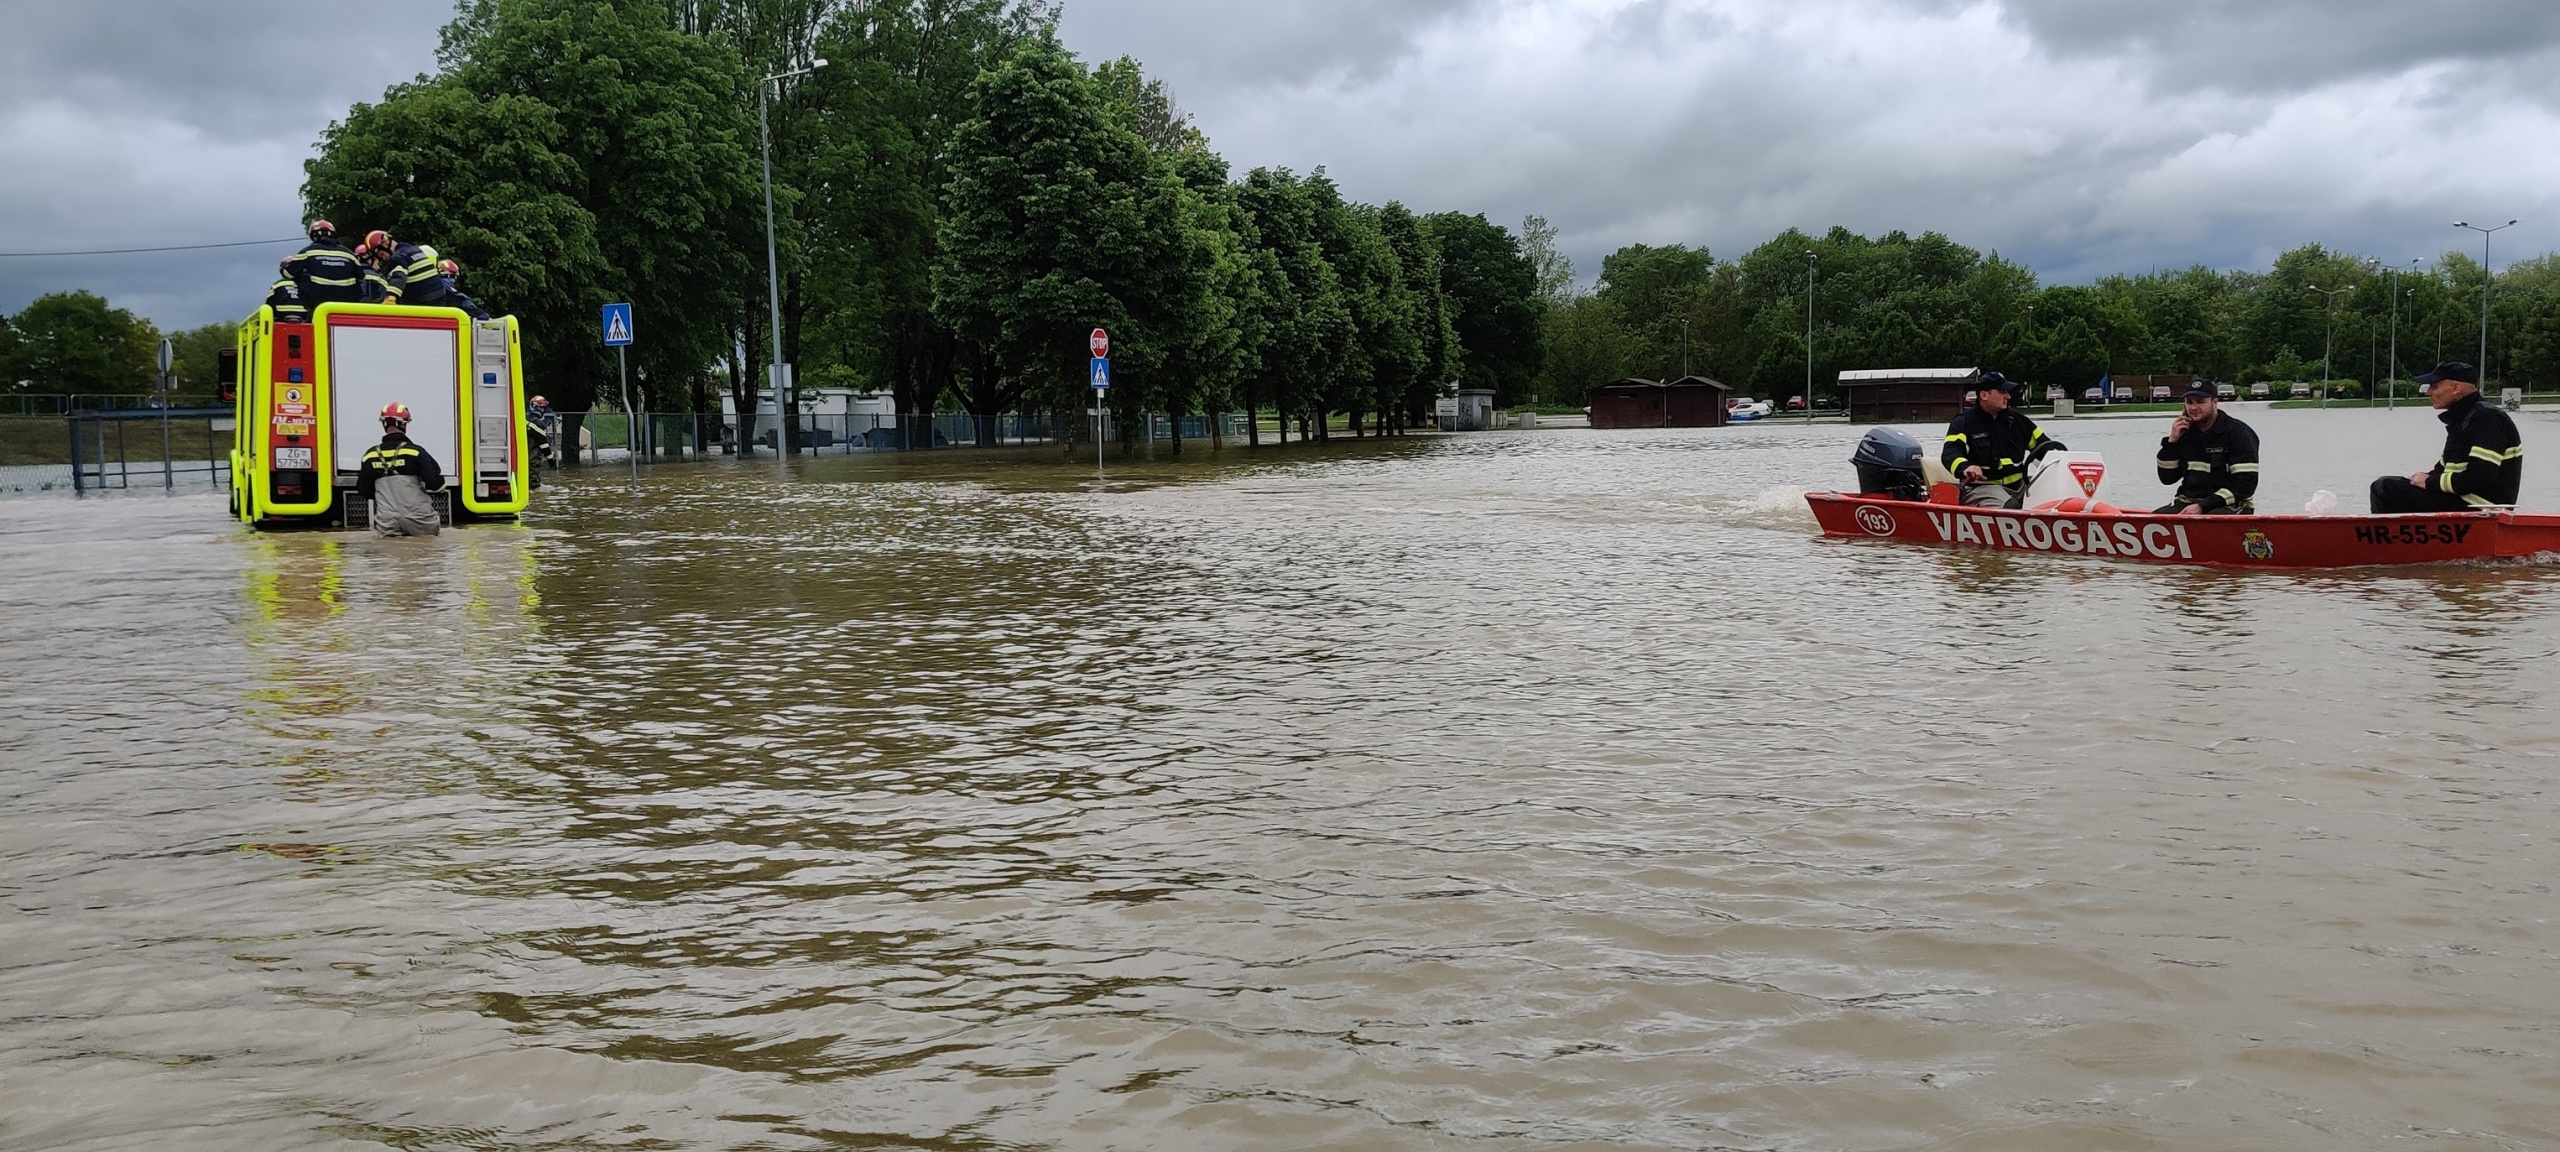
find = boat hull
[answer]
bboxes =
[1807,494,2560,569]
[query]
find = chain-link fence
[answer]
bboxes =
[552,410,1247,465]
[3,399,237,495]
[1,401,1256,495]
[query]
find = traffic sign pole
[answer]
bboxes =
[157,337,174,491]
[1089,352,1111,479]
[603,304,637,491]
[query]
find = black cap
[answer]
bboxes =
[1977,371,2019,393]
[2182,381,2215,398]
[2415,362,2478,385]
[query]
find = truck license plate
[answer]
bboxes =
[274,447,314,469]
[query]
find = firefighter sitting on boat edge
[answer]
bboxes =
[2153,380,2260,514]
[359,403,445,537]
[2369,362,2523,513]
[1942,372,2065,508]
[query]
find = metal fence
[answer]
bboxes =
[0,406,1251,495]
[553,410,1247,465]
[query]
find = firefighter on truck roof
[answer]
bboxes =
[282,219,366,309]
[356,229,443,306]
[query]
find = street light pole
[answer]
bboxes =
[2455,219,2517,388]
[760,58,827,476]
[2387,259,2418,410]
[1679,318,1690,379]
[1805,250,1817,421]
[2307,283,2353,409]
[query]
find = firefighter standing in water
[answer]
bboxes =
[359,403,445,537]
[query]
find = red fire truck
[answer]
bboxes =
[226,301,530,526]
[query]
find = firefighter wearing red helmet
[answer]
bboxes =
[358,402,445,537]
[281,217,366,310]
[357,229,443,307]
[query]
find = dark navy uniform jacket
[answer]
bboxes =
[2154,412,2261,511]
[2423,392,2523,507]
[284,240,368,308]
[357,433,444,502]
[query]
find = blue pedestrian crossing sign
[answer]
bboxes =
[1089,356,1110,390]
[602,303,634,347]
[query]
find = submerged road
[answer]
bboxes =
[5,406,2560,1150]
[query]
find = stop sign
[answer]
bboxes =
[1090,328,1109,358]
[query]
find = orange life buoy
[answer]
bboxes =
[2032,497,2122,514]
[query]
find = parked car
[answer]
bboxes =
[2216,382,2238,400]
[2150,384,2172,401]
[2249,382,2271,399]
[2289,382,2312,398]
[2082,386,2105,405]
[1786,394,1806,411]
[2112,385,2135,402]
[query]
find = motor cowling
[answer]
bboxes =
[1851,427,1927,501]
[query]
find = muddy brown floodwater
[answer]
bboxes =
[5,406,2560,1151]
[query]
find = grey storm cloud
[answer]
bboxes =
[4,0,2556,331]
[1057,0,2560,288]
[0,0,448,329]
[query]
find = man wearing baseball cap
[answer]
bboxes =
[2368,362,2522,513]
[1942,371,2065,507]
[2153,380,2260,514]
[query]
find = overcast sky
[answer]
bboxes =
[5,0,2557,331]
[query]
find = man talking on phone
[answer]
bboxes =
[2153,380,2260,514]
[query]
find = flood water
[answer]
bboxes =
[7,404,2560,1151]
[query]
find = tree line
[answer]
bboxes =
[1541,228,2560,405]
[286,0,1543,445]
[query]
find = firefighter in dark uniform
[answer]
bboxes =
[433,257,493,320]
[281,219,367,309]
[2369,362,2524,512]
[266,262,309,323]
[358,402,445,537]
[1942,371,2065,507]
[2153,380,2260,514]
[357,230,440,305]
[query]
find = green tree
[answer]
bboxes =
[1594,243,1715,381]
[1428,211,1542,405]
[1518,214,1575,312]
[2045,316,2108,389]
[1234,168,1352,444]
[1377,203,1461,430]
[790,0,1054,426]
[168,321,236,396]
[933,38,1203,443]
[8,292,156,395]
[307,0,760,427]
[1539,294,1633,402]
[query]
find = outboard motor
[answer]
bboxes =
[1851,427,1928,501]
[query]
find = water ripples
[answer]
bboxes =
[6,414,2560,1149]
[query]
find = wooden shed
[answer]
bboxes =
[1588,376,1729,429]
[1839,367,1980,424]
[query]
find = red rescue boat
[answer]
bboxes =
[1808,493,2560,569]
